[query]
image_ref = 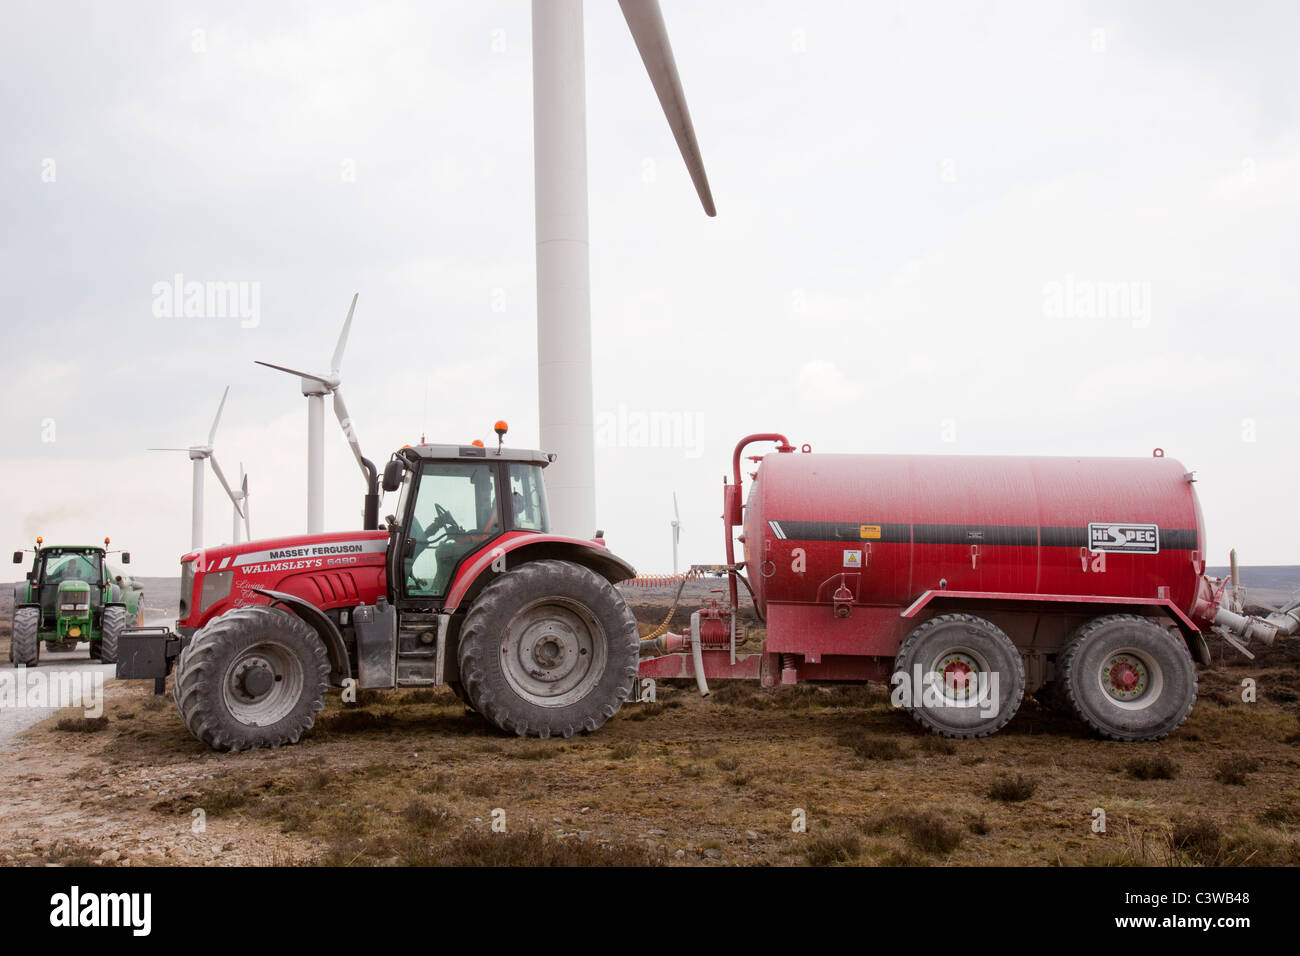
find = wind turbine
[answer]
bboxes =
[149,387,244,550]
[255,293,376,533]
[533,0,715,537]
[231,465,251,544]
[671,491,682,575]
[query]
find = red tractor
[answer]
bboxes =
[118,434,639,750]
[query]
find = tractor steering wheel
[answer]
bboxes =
[432,503,465,537]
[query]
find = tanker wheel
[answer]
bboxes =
[172,605,330,751]
[894,613,1026,738]
[457,559,638,738]
[10,607,39,666]
[97,605,125,665]
[1059,614,1196,741]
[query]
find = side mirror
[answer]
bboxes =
[382,460,404,493]
[12,551,22,564]
[120,552,131,564]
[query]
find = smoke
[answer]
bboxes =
[21,505,91,543]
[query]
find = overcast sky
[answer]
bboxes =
[3,0,1298,577]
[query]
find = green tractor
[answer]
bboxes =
[10,538,144,666]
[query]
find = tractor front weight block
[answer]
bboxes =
[117,626,186,694]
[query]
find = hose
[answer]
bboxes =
[631,571,698,643]
[691,623,709,697]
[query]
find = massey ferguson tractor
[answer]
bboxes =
[10,539,143,665]
[117,431,640,750]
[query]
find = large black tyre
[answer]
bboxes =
[172,605,330,751]
[458,560,638,738]
[447,680,475,712]
[98,605,125,665]
[1059,614,1197,741]
[10,607,39,666]
[894,613,1026,738]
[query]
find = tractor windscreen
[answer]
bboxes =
[404,461,502,597]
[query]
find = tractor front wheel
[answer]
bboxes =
[10,607,39,666]
[458,560,638,738]
[172,605,330,751]
[96,605,126,664]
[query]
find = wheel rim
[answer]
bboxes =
[1097,647,1163,710]
[927,646,990,707]
[500,597,607,708]
[221,642,304,726]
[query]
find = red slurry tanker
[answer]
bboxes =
[119,429,1289,750]
[641,434,1291,740]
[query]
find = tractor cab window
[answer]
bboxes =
[404,462,501,597]
[41,553,100,585]
[508,464,549,532]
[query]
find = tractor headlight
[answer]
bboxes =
[61,603,76,612]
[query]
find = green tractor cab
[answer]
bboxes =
[9,539,144,666]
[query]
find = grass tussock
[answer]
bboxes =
[837,731,904,761]
[1125,754,1180,780]
[315,709,396,735]
[1214,755,1260,786]
[987,774,1037,802]
[803,830,861,865]
[54,716,109,733]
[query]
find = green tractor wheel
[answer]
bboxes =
[97,605,126,665]
[10,607,39,666]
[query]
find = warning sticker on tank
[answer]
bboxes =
[843,549,863,568]
[859,525,881,539]
[1087,523,1159,554]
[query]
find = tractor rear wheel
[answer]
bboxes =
[97,605,126,665]
[457,560,638,738]
[1059,614,1196,741]
[172,605,330,751]
[894,613,1026,738]
[10,607,39,666]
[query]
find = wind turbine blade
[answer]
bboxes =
[209,454,244,517]
[255,360,332,386]
[673,491,680,522]
[332,388,368,474]
[330,293,359,374]
[618,0,716,216]
[147,448,191,452]
[208,386,230,445]
[243,475,252,540]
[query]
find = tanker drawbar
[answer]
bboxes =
[637,433,1290,741]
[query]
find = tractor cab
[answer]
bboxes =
[383,442,552,604]
[30,548,105,629]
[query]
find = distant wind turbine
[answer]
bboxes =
[149,386,244,550]
[255,293,373,533]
